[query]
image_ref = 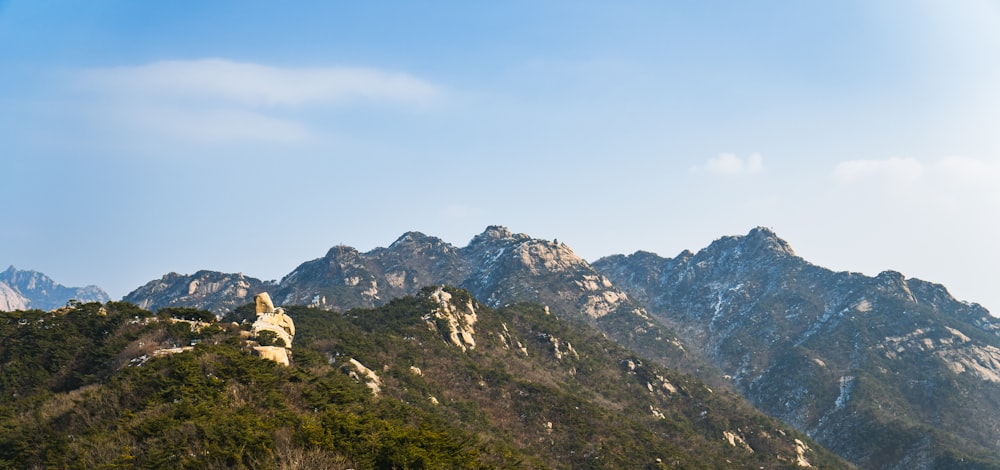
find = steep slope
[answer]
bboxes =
[123,270,272,315]
[595,227,1000,469]
[0,289,849,468]
[0,266,109,310]
[0,282,28,311]
[458,226,632,319]
[455,226,687,366]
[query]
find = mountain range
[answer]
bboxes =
[7,226,999,468]
[594,227,1000,468]
[125,226,685,367]
[0,265,109,311]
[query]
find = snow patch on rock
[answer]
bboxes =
[835,376,854,409]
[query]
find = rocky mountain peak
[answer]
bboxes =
[693,227,797,270]
[324,244,362,260]
[123,270,271,315]
[675,249,695,260]
[512,239,585,274]
[382,231,456,258]
[389,231,433,247]
[468,225,531,247]
[481,225,513,239]
[0,266,109,311]
[740,226,796,257]
[875,269,905,283]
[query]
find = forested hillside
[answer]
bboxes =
[0,288,846,469]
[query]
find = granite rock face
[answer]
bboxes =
[250,292,294,366]
[0,282,28,312]
[123,270,272,315]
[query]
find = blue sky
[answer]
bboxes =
[3,1,1000,314]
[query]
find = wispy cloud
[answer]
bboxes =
[79,59,440,106]
[934,155,1000,186]
[834,157,924,185]
[834,156,1000,208]
[700,153,764,176]
[105,104,310,144]
[63,59,442,147]
[834,156,1000,186]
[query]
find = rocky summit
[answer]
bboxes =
[271,225,634,321]
[0,266,109,311]
[124,270,273,315]
[594,227,1000,468]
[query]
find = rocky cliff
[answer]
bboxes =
[594,227,1000,468]
[123,270,272,315]
[0,266,109,311]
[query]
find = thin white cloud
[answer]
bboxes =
[834,157,924,185]
[116,105,310,144]
[934,155,1000,186]
[833,156,1000,208]
[62,59,442,147]
[702,153,764,176]
[834,156,1000,187]
[79,59,440,106]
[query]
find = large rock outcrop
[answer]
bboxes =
[250,292,294,366]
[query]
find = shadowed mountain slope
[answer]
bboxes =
[594,227,1000,469]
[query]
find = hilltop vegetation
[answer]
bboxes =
[0,288,846,469]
